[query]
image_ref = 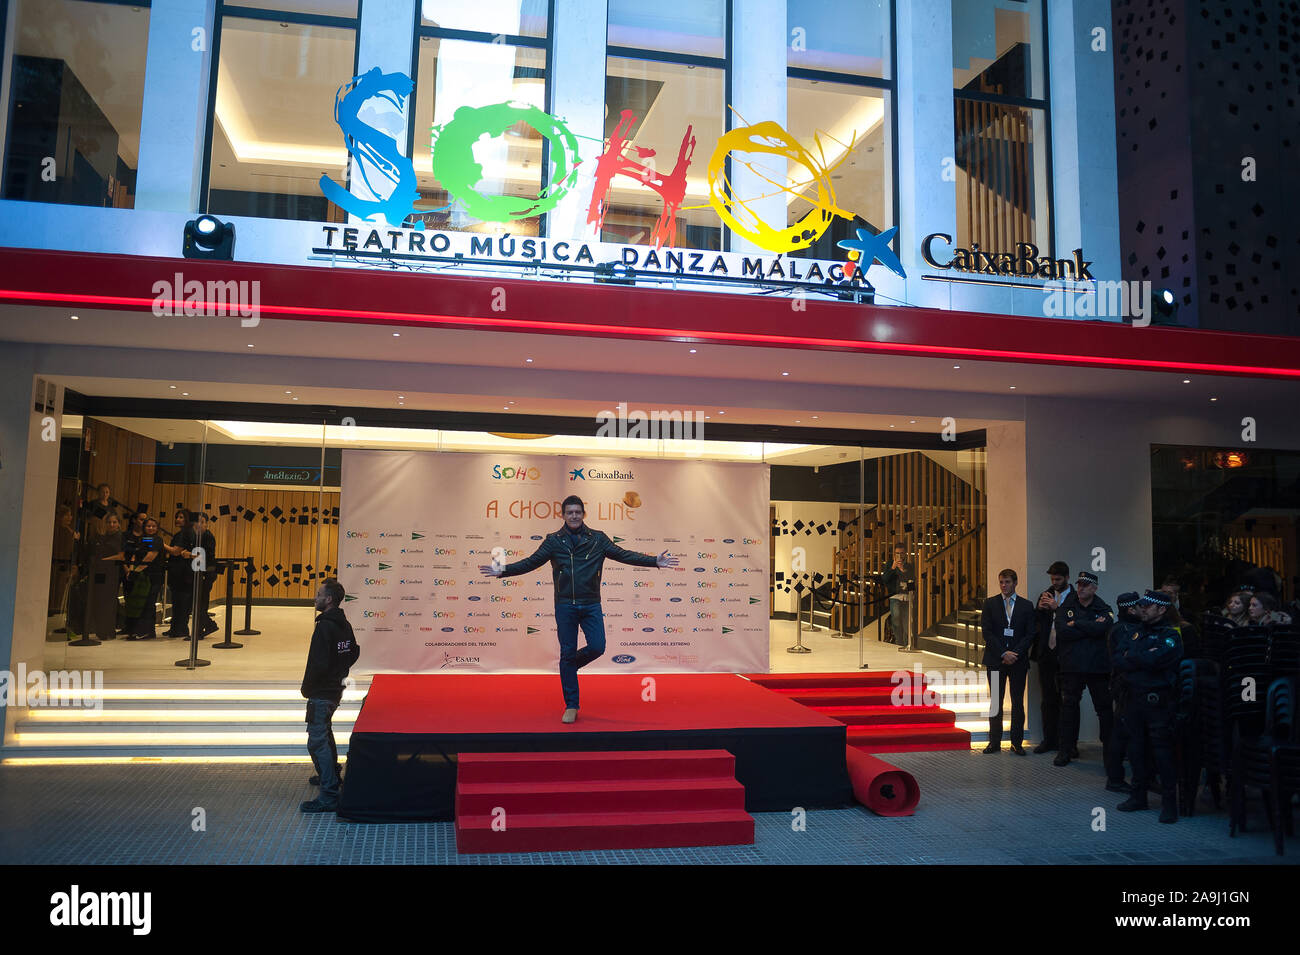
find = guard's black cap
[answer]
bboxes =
[1075,571,1099,586]
[1116,591,1140,608]
[1137,589,1172,607]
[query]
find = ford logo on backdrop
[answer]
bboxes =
[670,597,683,602]
[694,567,706,573]
[641,627,656,633]
[468,595,481,601]
[611,654,636,664]
[723,539,735,543]
[440,627,455,632]
[530,535,543,540]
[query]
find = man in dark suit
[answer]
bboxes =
[981,568,1035,753]
[1030,560,1072,753]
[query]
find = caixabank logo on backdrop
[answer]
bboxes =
[568,466,635,482]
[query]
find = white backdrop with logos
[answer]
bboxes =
[338,450,771,674]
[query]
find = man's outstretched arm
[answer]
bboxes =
[603,536,678,568]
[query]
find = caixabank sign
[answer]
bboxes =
[921,233,1094,281]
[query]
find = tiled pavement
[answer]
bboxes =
[1,744,1294,865]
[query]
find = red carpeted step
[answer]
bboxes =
[846,723,971,752]
[746,672,925,689]
[455,750,755,853]
[456,776,745,817]
[782,686,912,706]
[456,749,737,785]
[455,808,755,854]
[815,704,956,727]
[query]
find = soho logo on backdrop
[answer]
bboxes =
[319,64,897,262]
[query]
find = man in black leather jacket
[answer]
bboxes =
[300,578,360,813]
[480,495,678,722]
[1054,571,1115,768]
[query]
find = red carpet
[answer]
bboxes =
[844,748,920,816]
[745,672,970,753]
[455,750,754,853]
[354,673,844,735]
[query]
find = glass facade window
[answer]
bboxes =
[204,16,358,222]
[951,0,1050,254]
[421,0,548,39]
[224,1,359,16]
[601,57,724,250]
[607,0,725,58]
[1,0,150,209]
[782,79,891,259]
[411,37,549,234]
[786,0,890,78]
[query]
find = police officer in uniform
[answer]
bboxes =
[1116,590,1183,823]
[1054,571,1115,768]
[1105,592,1143,793]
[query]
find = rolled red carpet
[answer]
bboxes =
[844,747,920,816]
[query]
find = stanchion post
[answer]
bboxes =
[212,560,243,649]
[235,556,260,636]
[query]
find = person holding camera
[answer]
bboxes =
[883,541,917,652]
[1030,561,1071,753]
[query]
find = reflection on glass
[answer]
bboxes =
[225,0,358,15]
[786,0,891,77]
[952,101,1049,252]
[206,18,356,222]
[2,0,150,208]
[951,0,1044,99]
[780,79,891,258]
[421,0,548,37]
[600,57,723,250]
[412,38,547,234]
[608,0,725,57]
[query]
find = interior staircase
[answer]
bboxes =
[454,750,754,853]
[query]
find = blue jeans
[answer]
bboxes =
[305,698,340,801]
[889,594,912,646]
[554,601,605,709]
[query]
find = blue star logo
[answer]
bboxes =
[837,226,907,280]
[569,468,585,481]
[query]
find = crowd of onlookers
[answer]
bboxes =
[49,483,220,642]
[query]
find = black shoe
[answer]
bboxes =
[1033,741,1057,754]
[1117,795,1148,812]
[982,743,1000,753]
[1159,802,1178,824]
[1106,780,1135,794]
[299,799,338,813]
[1053,752,1071,767]
[1010,743,1026,755]
[1069,747,1080,759]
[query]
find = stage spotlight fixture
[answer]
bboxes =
[183,214,235,260]
[594,261,635,286]
[1150,287,1178,324]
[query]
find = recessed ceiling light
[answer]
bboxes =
[525,358,533,363]
[292,397,299,401]
[1210,397,1218,402]
[689,348,697,354]
[781,371,789,376]
[1009,385,1016,390]
[393,332,400,337]
[1182,378,1191,384]
[397,395,404,399]
[718,411,725,415]
[910,419,916,424]
[181,392,189,396]
[70,315,79,321]
[169,385,176,389]
[284,390,292,395]
[811,416,818,419]
[953,365,960,369]
[889,424,895,428]
[795,420,801,423]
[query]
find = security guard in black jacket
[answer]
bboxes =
[1116,590,1183,823]
[1054,571,1115,767]
[1105,592,1143,793]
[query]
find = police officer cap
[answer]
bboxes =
[1116,591,1140,608]
[1076,571,1099,586]
[1137,589,1172,607]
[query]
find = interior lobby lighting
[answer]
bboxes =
[182,214,235,260]
[781,371,789,376]
[70,314,79,320]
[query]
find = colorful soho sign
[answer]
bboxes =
[320,68,869,256]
